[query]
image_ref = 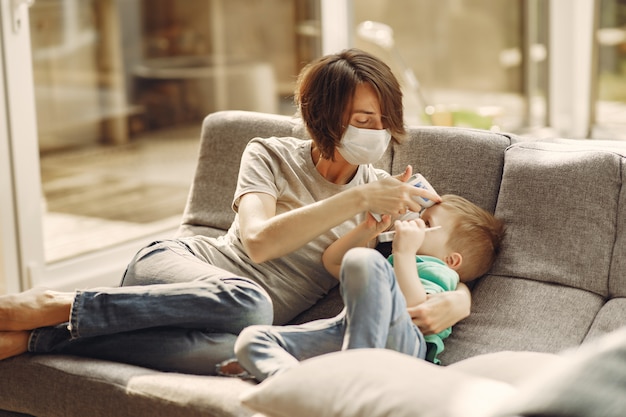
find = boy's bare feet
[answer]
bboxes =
[216,359,254,380]
[0,331,29,360]
[0,288,73,331]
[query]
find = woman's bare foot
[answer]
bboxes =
[0,331,29,360]
[0,288,73,331]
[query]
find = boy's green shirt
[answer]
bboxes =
[387,255,460,364]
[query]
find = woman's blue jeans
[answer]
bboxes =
[235,247,427,381]
[28,240,273,375]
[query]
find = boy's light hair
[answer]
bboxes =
[440,195,505,282]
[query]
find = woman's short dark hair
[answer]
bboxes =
[295,48,405,160]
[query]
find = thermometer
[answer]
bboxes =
[378,225,442,243]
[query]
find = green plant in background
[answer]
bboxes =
[423,105,499,130]
[599,72,626,102]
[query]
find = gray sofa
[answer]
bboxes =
[1,110,625,417]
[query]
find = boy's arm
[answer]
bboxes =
[392,220,428,307]
[322,214,390,279]
[408,283,470,335]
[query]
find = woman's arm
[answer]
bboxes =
[238,170,439,263]
[238,189,366,263]
[406,282,472,335]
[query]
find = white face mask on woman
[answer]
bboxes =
[337,125,392,165]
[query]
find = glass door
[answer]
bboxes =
[1,0,46,293]
[1,0,321,293]
[33,0,198,268]
[1,0,611,295]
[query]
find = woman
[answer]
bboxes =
[0,49,470,374]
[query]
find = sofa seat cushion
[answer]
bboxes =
[440,276,605,364]
[586,297,626,342]
[0,354,255,417]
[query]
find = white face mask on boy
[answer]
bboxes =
[337,125,392,165]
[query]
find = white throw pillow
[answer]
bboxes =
[491,327,626,417]
[448,350,564,386]
[239,349,515,417]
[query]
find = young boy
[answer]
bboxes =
[233,194,505,381]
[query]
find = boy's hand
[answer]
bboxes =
[365,212,392,234]
[392,219,426,255]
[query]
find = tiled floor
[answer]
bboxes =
[40,124,201,262]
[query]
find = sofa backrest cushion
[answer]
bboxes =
[441,139,626,365]
[609,143,626,297]
[391,127,517,213]
[494,140,623,293]
[178,111,516,238]
[178,111,309,237]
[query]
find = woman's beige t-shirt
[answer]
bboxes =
[184,136,388,324]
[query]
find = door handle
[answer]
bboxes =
[11,0,34,34]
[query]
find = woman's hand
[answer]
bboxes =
[393,165,413,183]
[364,212,392,234]
[406,283,471,335]
[364,165,441,216]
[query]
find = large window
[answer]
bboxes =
[351,0,548,134]
[1,0,322,292]
[594,0,626,139]
[32,0,319,265]
[1,0,624,293]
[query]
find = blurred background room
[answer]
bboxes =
[1,0,624,293]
